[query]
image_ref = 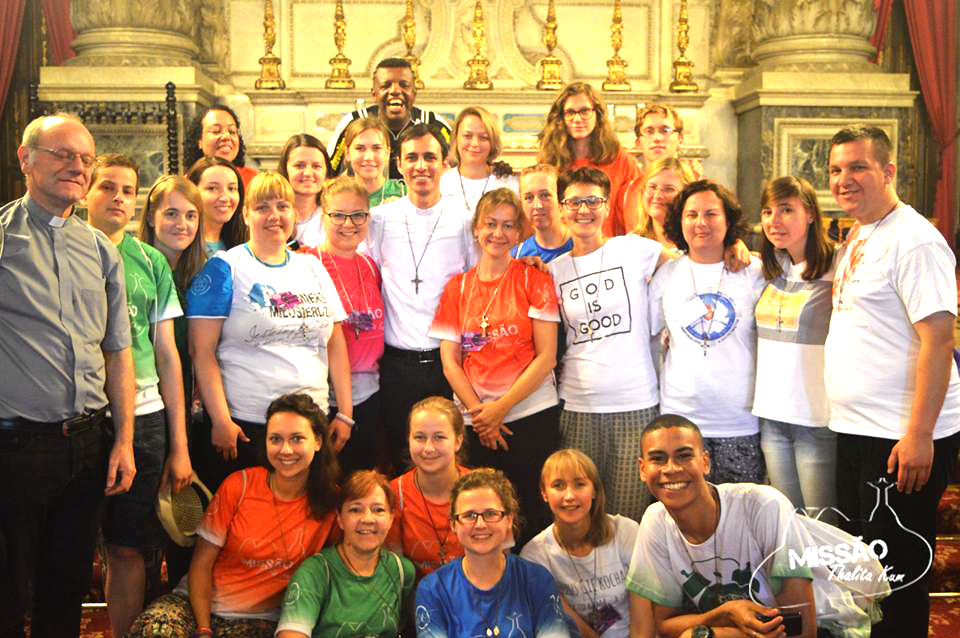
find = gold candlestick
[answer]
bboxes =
[326,0,355,88]
[255,0,286,89]
[403,0,425,89]
[602,0,631,91]
[536,0,563,90]
[669,0,699,93]
[463,0,492,90]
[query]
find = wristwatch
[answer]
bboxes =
[691,626,714,638]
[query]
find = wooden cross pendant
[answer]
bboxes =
[479,315,490,337]
[411,275,423,294]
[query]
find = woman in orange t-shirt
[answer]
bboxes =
[430,188,561,547]
[538,82,641,238]
[387,396,470,580]
[127,393,340,638]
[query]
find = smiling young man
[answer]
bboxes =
[327,58,452,180]
[84,154,192,636]
[627,414,821,638]
[824,126,960,637]
[622,104,704,234]
[0,114,135,637]
[366,123,473,473]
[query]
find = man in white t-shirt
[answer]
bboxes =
[627,414,818,638]
[824,125,960,637]
[367,123,474,472]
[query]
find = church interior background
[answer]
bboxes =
[0,0,956,243]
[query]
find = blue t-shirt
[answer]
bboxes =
[415,554,571,638]
[512,236,574,263]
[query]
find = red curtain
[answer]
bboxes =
[870,0,894,63]
[0,0,25,120]
[39,0,74,65]
[904,1,958,248]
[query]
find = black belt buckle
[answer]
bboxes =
[61,409,104,437]
[417,350,438,364]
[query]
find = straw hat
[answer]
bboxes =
[156,473,213,547]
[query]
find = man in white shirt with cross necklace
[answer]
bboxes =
[368,123,475,473]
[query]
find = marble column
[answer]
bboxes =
[732,0,915,221]
[751,0,877,71]
[68,0,201,67]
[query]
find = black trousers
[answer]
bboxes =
[0,424,108,638]
[329,391,384,479]
[468,405,561,550]
[836,431,960,637]
[379,347,452,476]
[193,413,267,496]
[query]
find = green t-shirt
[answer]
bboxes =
[117,235,182,412]
[277,546,414,638]
[368,179,406,208]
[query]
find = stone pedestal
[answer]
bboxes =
[733,0,917,221]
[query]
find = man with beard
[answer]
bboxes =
[327,58,451,180]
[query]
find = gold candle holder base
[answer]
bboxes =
[326,54,355,89]
[537,56,564,91]
[602,57,631,91]
[463,58,493,90]
[256,54,286,89]
[669,57,698,93]
[669,0,699,93]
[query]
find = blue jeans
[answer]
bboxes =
[759,418,837,515]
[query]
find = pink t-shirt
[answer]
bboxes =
[305,248,386,404]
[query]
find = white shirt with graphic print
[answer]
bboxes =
[186,246,346,421]
[649,257,766,438]
[549,234,662,413]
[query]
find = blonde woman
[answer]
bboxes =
[440,106,518,214]
[187,171,352,492]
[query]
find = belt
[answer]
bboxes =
[384,345,441,364]
[0,406,108,437]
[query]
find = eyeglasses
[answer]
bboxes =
[326,211,370,225]
[561,196,607,212]
[640,126,678,138]
[563,107,596,121]
[203,126,239,138]
[644,183,679,196]
[31,145,95,168]
[453,509,506,525]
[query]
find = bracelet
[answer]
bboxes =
[194,628,213,638]
[334,412,355,427]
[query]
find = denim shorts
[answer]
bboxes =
[102,409,167,549]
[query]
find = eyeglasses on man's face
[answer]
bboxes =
[31,145,95,168]
[640,126,678,138]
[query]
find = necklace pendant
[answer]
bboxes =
[354,325,361,339]
[479,314,490,337]
[412,275,423,294]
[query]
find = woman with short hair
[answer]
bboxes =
[416,468,572,638]
[276,470,415,638]
[649,180,767,484]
